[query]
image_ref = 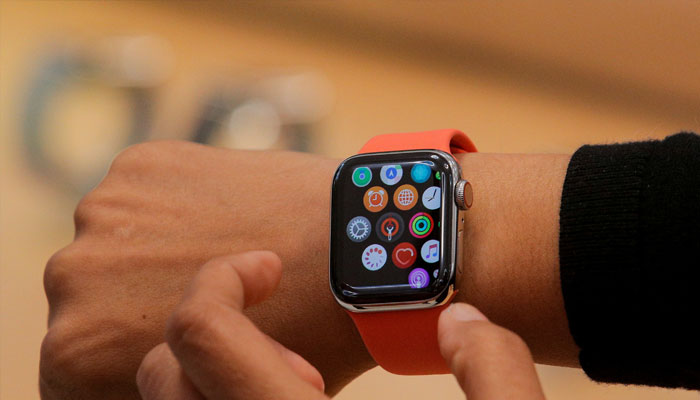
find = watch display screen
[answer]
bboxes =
[330,151,457,306]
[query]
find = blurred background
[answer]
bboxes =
[1,1,699,399]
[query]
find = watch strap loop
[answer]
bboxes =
[359,129,477,155]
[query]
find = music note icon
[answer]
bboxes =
[421,240,440,264]
[429,243,438,257]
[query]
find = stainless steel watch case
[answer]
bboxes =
[329,149,467,313]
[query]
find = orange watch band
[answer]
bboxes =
[348,129,476,375]
[358,129,477,155]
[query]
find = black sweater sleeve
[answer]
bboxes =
[559,132,700,390]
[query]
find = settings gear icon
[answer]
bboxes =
[347,216,371,242]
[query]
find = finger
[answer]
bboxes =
[174,250,323,388]
[438,303,546,400]
[166,251,325,400]
[266,334,325,392]
[137,343,204,400]
[180,250,284,311]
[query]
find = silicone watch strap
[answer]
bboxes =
[349,129,476,375]
[359,129,476,154]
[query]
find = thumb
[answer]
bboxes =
[438,303,546,400]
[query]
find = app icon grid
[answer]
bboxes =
[350,163,442,289]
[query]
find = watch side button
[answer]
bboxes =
[457,229,464,275]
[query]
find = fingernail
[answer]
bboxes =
[446,303,488,322]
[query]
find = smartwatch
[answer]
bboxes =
[329,129,476,375]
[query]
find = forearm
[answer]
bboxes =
[455,153,578,367]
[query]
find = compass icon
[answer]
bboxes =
[346,216,371,242]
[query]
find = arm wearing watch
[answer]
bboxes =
[37,138,579,398]
[331,130,700,389]
[330,130,578,376]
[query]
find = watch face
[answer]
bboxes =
[330,150,459,307]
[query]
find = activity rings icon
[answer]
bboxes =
[409,212,433,238]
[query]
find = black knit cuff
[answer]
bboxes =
[559,133,700,390]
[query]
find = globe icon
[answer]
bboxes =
[398,189,414,206]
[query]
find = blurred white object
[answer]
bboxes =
[259,72,334,124]
[99,35,173,87]
[225,99,281,150]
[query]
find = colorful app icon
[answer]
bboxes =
[393,184,418,211]
[380,165,403,185]
[346,216,371,242]
[363,186,388,212]
[421,239,440,263]
[375,212,404,243]
[408,268,430,289]
[433,269,439,278]
[362,244,387,271]
[435,171,441,180]
[411,163,431,184]
[422,186,441,210]
[409,212,433,238]
[352,167,372,187]
[392,242,417,269]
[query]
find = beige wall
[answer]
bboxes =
[1,2,698,399]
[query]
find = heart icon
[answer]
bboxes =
[396,248,414,264]
[392,243,417,269]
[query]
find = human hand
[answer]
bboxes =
[138,250,545,400]
[40,141,371,399]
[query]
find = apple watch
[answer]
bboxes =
[329,129,476,375]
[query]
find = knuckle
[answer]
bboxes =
[40,312,146,398]
[73,192,101,231]
[110,140,191,172]
[166,303,215,352]
[113,142,153,165]
[43,247,79,302]
[108,142,157,176]
[39,322,90,396]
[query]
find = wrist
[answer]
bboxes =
[455,152,580,366]
[253,155,375,395]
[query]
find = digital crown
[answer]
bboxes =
[455,179,473,210]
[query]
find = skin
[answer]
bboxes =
[40,141,576,399]
[136,251,545,400]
